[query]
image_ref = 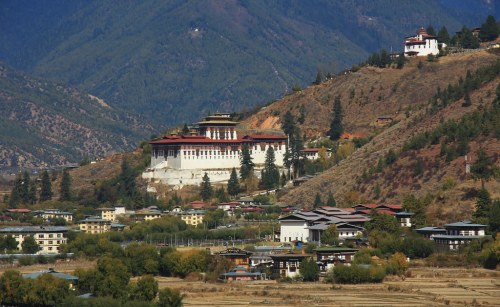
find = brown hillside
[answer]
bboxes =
[242,50,498,138]
[243,50,500,221]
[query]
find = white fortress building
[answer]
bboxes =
[404,27,443,56]
[142,113,287,186]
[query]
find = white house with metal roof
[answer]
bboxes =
[0,226,69,254]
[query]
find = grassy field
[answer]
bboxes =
[1,261,498,306]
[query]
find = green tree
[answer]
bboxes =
[471,149,496,188]
[95,256,131,299]
[321,224,339,246]
[227,168,240,197]
[32,273,71,306]
[157,288,183,307]
[300,257,319,281]
[328,95,343,141]
[130,275,158,302]
[280,171,287,187]
[402,194,429,228]
[474,187,492,222]
[22,236,41,254]
[8,176,23,208]
[119,159,138,199]
[0,270,32,305]
[21,171,30,203]
[28,181,37,204]
[489,200,500,235]
[215,186,228,203]
[60,168,72,201]
[2,235,19,251]
[426,25,436,36]
[326,191,336,207]
[395,52,405,69]
[39,170,53,202]
[479,15,499,41]
[460,26,480,49]
[239,144,254,180]
[313,70,323,85]
[124,243,160,276]
[281,111,296,137]
[181,123,190,135]
[313,192,322,209]
[200,173,213,201]
[366,211,401,234]
[262,146,280,190]
[437,26,450,45]
[462,90,472,107]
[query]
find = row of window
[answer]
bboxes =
[38,240,62,245]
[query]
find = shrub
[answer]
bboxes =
[331,264,386,284]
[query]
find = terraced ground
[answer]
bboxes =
[156,267,500,307]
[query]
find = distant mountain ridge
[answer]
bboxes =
[0,63,155,170]
[1,0,498,129]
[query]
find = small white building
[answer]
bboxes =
[301,148,332,160]
[36,209,73,223]
[0,226,69,254]
[404,27,442,56]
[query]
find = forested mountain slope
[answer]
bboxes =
[1,0,498,128]
[0,63,154,170]
[244,50,500,224]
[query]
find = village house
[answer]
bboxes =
[96,207,116,222]
[395,211,414,228]
[220,265,262,281]
[415,226,447,239]
[78,216,111,234]
[24,268,79,290]
[133,208,163,222]
[217,247,253,268]
[35,209,73,223]
[0,226,69,254]
[404,27,442,56]
[270,254,311,279]
[430,221,489,251]
[300,148,332,160]
[142,113,287,186]
[314,247,358,273]
[178,209,206,226]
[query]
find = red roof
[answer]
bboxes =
[6,208,31,213]
[242,207,264,212]
[150,133,285,145]
[190,200,208,209]
[353,204,379,209]
[377,209,396,216]
[385,204,403,210]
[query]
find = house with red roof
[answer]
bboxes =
[142,113,287,186]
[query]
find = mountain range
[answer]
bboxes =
[0,0,499,169]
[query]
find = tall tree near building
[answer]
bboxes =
[281,111,296,137]
[314,193,322,208]
[300,258,320,281]
[262,146,280,190]
[21,236,41,254]
[8,176,23,208]
[200,172,213,201]
[119,159,138,199]
[227,168,240,197]
[40,170,52,202]
[327,192,336,207]
[60,169,72,201]
[471,149,496,189]
[181,124,190,135]
[239,143,254,180]
[479,15,499,41]
[459,26,480,49]
[328,95,343,141]
[21,171,30,203]
[426,25,436,36]
[396,52,405,69]
[473,187,492,222]
[437,26,450,45]
[321,224,339,246]
[28,181,37,204]
[280,171,287,187]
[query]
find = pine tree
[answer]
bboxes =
[59,169,72,201]
[471,149,495,189]
[227,168,240,197]
[21,171,30,203]
[437,26,450,45]
[280,171,287,187]
[8,176,23,208]
[426,25,436,36]
[262,146,280,190]
[39,170,52,202]
[474,187,491,221]
[396,52,405,69]
[119,159,138,199]
[314,193,322,208]
[479,15,499,42]
[28,181,37,204]
[239,143,254,180]
[181,124,190,135]
[326,192,336,207]
[281,111,296,137]
[328,95,343,141]
[460,26,480,49]
[313,70,323,85]
[462,90,472,107]
[200,172,213,201]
